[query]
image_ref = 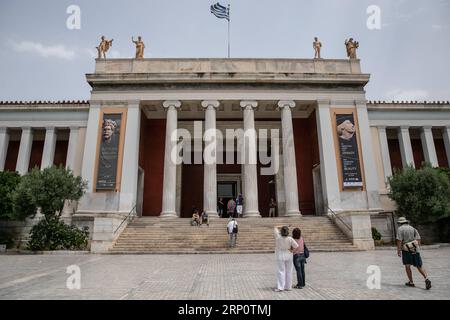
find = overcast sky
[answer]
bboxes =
[0,0,449,102]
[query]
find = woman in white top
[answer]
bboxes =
[273,225,298,292]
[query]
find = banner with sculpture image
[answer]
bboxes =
[96,113,122,190]
[335,113,363,188]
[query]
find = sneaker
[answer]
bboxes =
[425,279,432,290]
[405,282,415,287]
[274,288,283,292]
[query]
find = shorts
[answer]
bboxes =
[402,251,423,268]
[236,205,243,215]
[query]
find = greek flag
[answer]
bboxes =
[210,2,229,21]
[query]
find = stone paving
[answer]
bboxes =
[0,248,449,300]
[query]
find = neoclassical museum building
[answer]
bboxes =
[1,58,449,252]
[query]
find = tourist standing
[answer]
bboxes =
[273,225,298,292]
[227,218,238,248]
[236,194,244,218]
[227,198,236,218]
[268,198,277,217]
[396,217,431,289]
[292,228,306,288]
[218,198,225,218]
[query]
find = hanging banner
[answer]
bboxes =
[335,113,363,188]
[96,113,122,190]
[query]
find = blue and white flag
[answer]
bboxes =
[210,2,229,21]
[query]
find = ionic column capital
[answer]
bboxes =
[377,126,387,131]
[316,99,331,108]
[240,100,258,110]
[277,100,296,110]
[0,127,8,134]
[45,126,56,132]
[201,100,220,110]
[421,125,433,131]
[163,100,182,110]
[399,126,410,131]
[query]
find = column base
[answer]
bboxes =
[243,211,261,218]
[205,210,219,218]
[285,210,302,217]
[160,211,178,218]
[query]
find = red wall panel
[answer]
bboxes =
[435,139,449,168]
[4,141,19,172]
[139,118,166,216]
[292,118,315,215]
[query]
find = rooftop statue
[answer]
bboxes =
[345,38,359,59]
[96,36,113,59]
[132,36,145,59]
[313,37,322,59]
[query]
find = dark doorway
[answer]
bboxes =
[218,181,237,218]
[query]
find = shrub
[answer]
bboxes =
[0,171,22,220]
[371,227,382,241]
[28,216,88,251]
[388,165,450,225]
[12,166,87,219]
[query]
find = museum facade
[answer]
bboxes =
[1,58,449,251]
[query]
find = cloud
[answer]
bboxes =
[385,89,429,102]
[9,40,75,60]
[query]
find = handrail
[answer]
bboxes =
[326,206,352,232]
[114,204,137,234]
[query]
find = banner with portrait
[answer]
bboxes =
[335,113,363,188]
[96,113,122,190]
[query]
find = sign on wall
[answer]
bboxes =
[96,113,123,190]
[335,113,363,188]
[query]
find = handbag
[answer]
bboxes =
[303,242,310,259]
[232,222,238,234]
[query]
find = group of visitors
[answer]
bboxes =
[217,194,245,218]
[218,195,278,218]
[273,225,308,291]
[190,207,209,227]
[271,216,432,292]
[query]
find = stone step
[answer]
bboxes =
[110,216,356,253]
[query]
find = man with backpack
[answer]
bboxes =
[396,217,431,290]
[227,218,238,248]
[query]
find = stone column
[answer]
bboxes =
[377,126,392,183]
[355,102,381,210]
[398,126,415,168]
[161,100,181,217]
[16,127,33,175]
[66,127,79,171]
[0,128,10,171]
[316,100,341,211]
[81,104,101,192]
[41,127,57,169]
[278,101,301,216]
[443,126,450,167]
[202,100,220,217]
[240,100,260,217]
[273,137,286,216]
[119,102,141,212]
[420,126,439,167]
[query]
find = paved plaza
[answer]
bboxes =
[0,248,449,300]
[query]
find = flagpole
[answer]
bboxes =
[227,4,230,58]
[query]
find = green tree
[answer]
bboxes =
[13,166,87,219]
[0,171,22,220]
[388,165,450,224]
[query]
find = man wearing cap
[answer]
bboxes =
[396,217,431,290]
